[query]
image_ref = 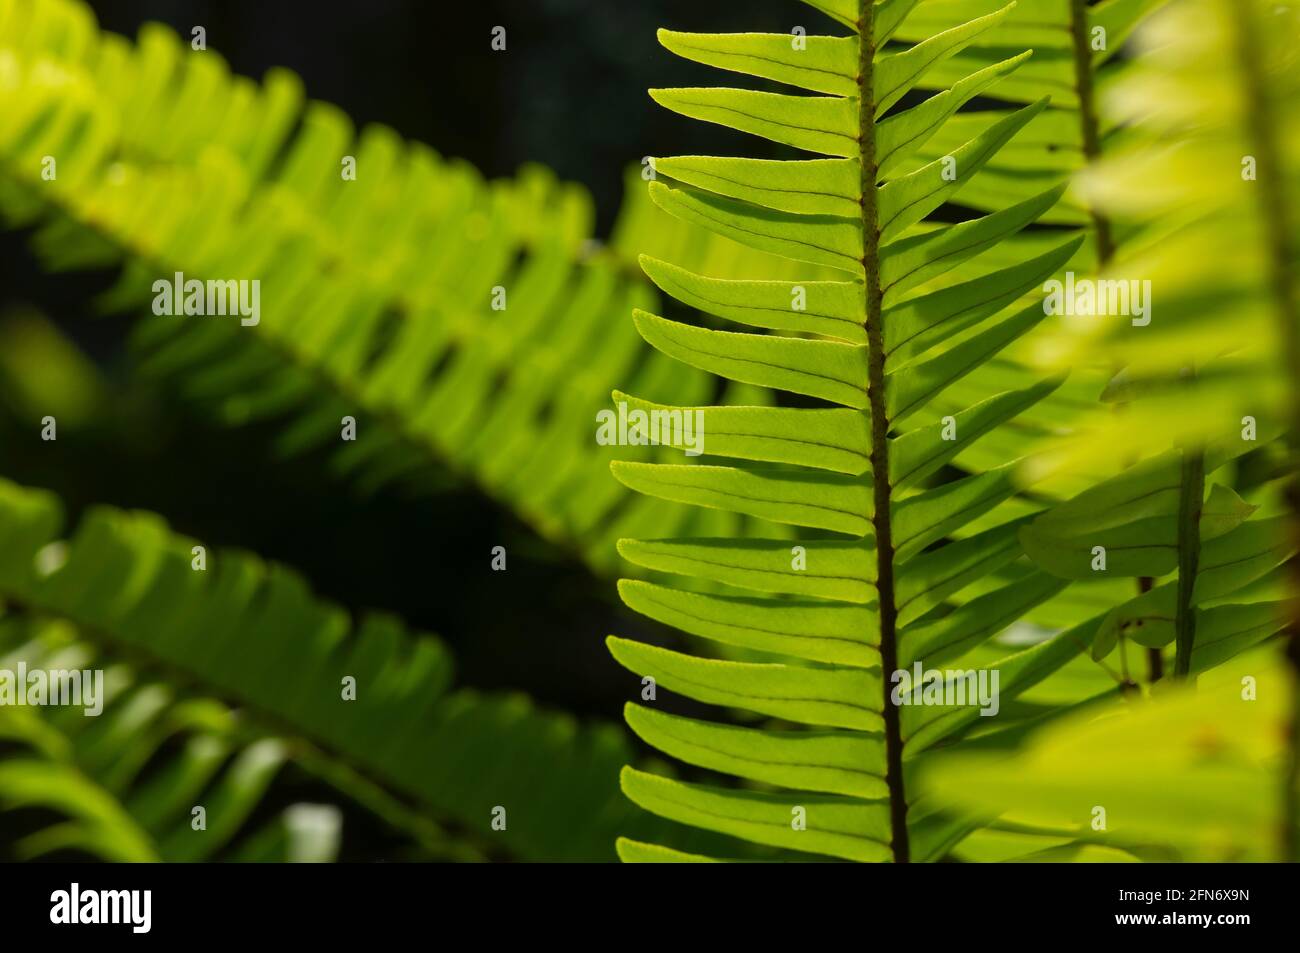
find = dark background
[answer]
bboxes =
[0,0,812,721]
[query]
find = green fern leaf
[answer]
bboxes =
[608,0,1091,862]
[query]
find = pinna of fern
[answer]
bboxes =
[604,0,1113,863]
[924,643,1292,862]
[890,0,1172,255]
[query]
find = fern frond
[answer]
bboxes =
[1025,0,1297,471]
[0,477,702,861]
[888,0,1290,687]
[892,0,1171,238]
[0,0,743,577]
[607,0,1095,863]
[873,0,1173,506]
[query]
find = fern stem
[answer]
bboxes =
[1172,446,1205,680]
[1227,0,1300,862]
[857,0,908,864]
[1134,577,1163,681]
[1070,0,1172,690]
[1067,0,1114,265]
[1145,648,1163,683]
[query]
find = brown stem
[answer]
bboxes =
[1145,647,1163,683]
[1068,0,1115,265]
[1172,447,1205,680]
[1138,577,1163,682]
[1071,1,1173,694]
[857,0,908,864]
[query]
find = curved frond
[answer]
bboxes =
[0,0,755,577]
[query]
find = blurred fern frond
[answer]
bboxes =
[0,477,707,861]
[0,612,349,862]
[0,0,795,575]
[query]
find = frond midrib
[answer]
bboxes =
[858,0,909,865]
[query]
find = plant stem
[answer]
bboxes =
[857,0,908,864]
[1146,647,1163,682]
[1228,0,1300,863]
[1067,0,1114,265]
[1070,0,1172,690]
[1137,577,1163,682]
[1172,447,1205,679]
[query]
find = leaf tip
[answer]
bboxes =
[630,307,661,334]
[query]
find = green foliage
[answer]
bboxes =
[1027,0,1298,468]
[1,0,1297,865]
[883,0,1168,503]
[607,0,1300,864]
[891,0,1170,230]
[1,613,343,862]
[926,646,1289,862]
[0,0,783,863]
[920,0,1300,861]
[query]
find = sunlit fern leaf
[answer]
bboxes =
[1018,452,1294,666]
[0,477,724,861]
[618,0,1180,647]
[888,0,1279,677]
[604,0,1104,863]
[1025,0,1299,473]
